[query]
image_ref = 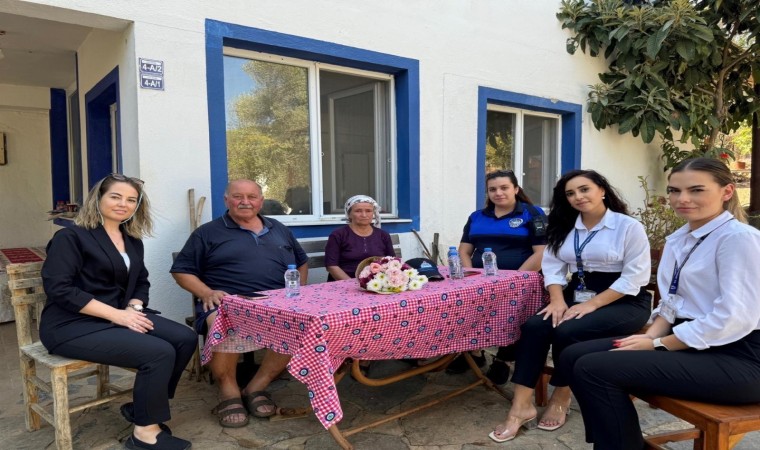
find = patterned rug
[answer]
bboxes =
[0,247,47,271]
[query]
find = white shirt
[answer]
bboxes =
[654,210,760,349]
[542,210,651,296]
[120,252,131,271]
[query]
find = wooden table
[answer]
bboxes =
[203,268,547,448]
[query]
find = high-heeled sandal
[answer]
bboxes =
[537,402,571,431]
[488,414,538,443]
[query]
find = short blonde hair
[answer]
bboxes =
[75,174,154,238]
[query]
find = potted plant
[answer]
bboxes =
[633,176,686,272]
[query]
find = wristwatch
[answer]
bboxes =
[127,304,144,312]
[653,337,669,351]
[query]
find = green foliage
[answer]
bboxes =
[633,176,686,250]
[557,0,760,167]
[486,131,514,171]
[727,121,753,157]
[659,139,734,171]
[226,60,311,205]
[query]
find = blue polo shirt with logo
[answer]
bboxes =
[460,202,547,270]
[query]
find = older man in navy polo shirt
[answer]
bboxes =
[171,179,308,428]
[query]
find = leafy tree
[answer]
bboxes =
[728,121,753,157]
[226,60,311,208]
[557,0,760,170]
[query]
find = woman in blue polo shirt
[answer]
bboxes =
[449,169,547,381]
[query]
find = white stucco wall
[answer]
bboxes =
[0,84,56,248]
[4,0,664,321]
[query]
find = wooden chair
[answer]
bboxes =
[171,252,208,383]
[640,395,760,450]
[8,262,132,450]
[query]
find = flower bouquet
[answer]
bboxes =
[356,256,428,294]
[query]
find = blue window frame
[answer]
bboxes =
[205,19,420,238]
[476,87,582,208]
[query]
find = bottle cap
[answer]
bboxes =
[287,264,296,269]
[484,248,492,252]
[449,246,456,250]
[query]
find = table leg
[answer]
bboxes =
[349,354,457,387]
[328,423,354,450]
[462,352,511,400]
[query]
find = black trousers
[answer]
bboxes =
[510,272,650,389]
[52,314,197,425]
[563,330,760,450]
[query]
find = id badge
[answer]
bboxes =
[659,294,681,324]
[574,289,596,303]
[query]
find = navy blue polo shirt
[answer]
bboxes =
[460,202,547,270]
[171,212,308,295]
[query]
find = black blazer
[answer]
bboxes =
[40,225,150,351]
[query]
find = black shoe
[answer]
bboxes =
[486,360,511,385]
[446,352,486,374]
[125,432,191,450]
[120,403,173,435]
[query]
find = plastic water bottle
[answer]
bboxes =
[482,248,498,276]
[448,246,464,279]
[284,264,300,297]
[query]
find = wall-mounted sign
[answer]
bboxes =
[141,74,164,90]
[139,58,164,90]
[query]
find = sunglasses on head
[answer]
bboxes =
[108,173,145,186]
[486,169,515,179]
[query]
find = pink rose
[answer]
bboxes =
[370,263,382,274]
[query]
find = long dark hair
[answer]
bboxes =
[484,169,533,209]
[669,157,747,223]
[546,169,629,254]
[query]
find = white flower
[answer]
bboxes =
[408,279,422,290]
[367,279,384,292]
[375,272,388,282]
[387,259,403,270]
[403,269,417,277]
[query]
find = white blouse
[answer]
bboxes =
[653,210,760,349]
[120,252,131,271]
[542,210,651,296]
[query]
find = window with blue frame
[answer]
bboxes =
[223,49,394,219]
[206,20,420,236]
[477,87,582,209]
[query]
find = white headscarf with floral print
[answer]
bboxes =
[344,195,381,228]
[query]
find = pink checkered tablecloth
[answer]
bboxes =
[202,268,547,429]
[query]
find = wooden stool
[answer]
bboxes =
[8,262,133,450]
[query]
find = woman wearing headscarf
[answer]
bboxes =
[324,195,395,281]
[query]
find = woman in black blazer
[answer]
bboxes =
[41,174,196,450]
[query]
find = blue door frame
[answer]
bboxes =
[85,66,120,187]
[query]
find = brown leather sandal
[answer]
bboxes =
[242,390,277,418]
[211,398,249,428]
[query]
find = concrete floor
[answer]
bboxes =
[2,321,760,449]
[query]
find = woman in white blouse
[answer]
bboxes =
[562,158,760,450]
[490,169,652,443]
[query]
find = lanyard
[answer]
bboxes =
[667,236,706,295]
[574,229,599,290]
[668,219,732,295]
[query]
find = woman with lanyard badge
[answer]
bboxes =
[489,169,651,443]
[559,158,760,450]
